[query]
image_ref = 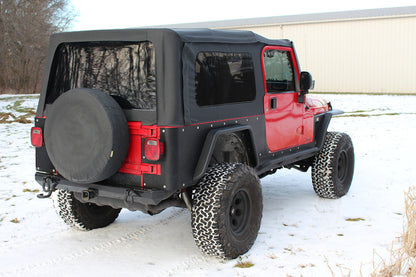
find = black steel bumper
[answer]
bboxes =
[35,172,174,208]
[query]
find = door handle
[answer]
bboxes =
[270,98,277,110]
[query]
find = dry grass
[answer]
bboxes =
[234,260,254,268]
[0,99,36,124]
[345,217,365,222]
[0,112,17,123]
[373,187,416,276]
[10,218,20,223]
[0,112,32,123]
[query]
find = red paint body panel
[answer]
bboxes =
[264,92,305,151]
[262,46,310,152]
[119,122,161,177]
[307,95,330,115]
[303,95,330,146]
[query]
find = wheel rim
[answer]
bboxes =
[337,150,349,182]
[229,189,251,235]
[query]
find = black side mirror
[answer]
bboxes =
[299,71,314,103]
[300,71,315,93]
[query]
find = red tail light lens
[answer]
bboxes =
[31,127,43,147]
[144,138,161,161]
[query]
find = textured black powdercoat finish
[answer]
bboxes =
[44,89,129,183]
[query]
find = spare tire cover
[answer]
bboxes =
[44,89,129,184]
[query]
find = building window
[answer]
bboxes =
[195,52,256,106]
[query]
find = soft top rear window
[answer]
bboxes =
[46,41,156,110]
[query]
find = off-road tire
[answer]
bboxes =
[52,189,121,230]
[191,163,262,259]
[312,132,354,198]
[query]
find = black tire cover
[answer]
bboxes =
[44,89,129,184]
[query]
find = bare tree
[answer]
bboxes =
[0,0,75,94]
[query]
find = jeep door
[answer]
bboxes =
[262,46,311,152]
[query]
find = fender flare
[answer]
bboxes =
[315,109,343,150]
[193,125,258,181]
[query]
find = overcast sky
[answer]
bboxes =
[70,0,416,31]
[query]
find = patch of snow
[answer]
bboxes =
[1,94,415,276]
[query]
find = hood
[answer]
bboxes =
[306,95,330,115]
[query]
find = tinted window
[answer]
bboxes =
[46,41,156,110]
[263,49,295,93]
[195,52,256,106]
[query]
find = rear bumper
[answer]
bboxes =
[35,172,172,207]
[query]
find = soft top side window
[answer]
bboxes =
[195,52,256,106]
[263,49,295,93]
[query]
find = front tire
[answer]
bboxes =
[191,163,262,259]
[312,132,355,198]
[52,189,121,230]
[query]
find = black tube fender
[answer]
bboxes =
[314,109,343,150]
[193,125,258,181]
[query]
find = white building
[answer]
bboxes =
[167,7,416,94]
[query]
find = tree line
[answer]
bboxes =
[0,0,74,94]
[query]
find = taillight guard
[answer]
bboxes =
[119,122,162,177]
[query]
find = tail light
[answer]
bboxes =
[31,127,43,147]
[144,138,163,161]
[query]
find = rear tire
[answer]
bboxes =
[191,163,262,259]
[52,189,121,230]
[312,132,354,198]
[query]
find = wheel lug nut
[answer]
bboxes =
[230,207,235,216]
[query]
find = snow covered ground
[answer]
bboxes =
[1,94,416,276]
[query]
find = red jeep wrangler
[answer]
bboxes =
[31,28,354,259]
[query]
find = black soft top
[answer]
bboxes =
[47,28,292,46]
[38,28,294,125]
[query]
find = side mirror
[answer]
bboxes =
[298,71,314,104]
[300,71,315,93]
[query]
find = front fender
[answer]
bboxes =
[314,109,345,150]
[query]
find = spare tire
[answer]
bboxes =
[44,89,129,184]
